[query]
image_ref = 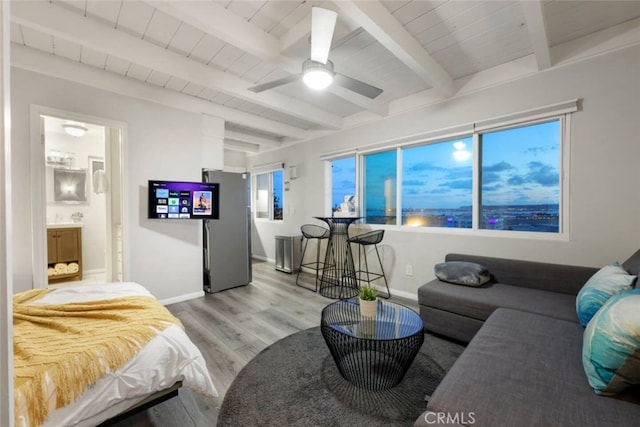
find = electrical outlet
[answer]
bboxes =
[405,264,413,276]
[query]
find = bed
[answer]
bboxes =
[13,282,218,427]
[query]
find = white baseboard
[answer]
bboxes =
[83,268,106,276]
[160,290,204,306]
[252,254,273,263]
[388,287,418,301]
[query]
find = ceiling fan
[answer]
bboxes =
[248,7,383,99]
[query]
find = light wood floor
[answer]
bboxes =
[111,260,420,426]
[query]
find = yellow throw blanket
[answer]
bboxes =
[13,289,183,427]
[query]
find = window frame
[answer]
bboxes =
[325,110,571,240]
[253,168,284,222]
[477,117,566,235]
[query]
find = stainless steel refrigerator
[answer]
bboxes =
[202,170,252,293]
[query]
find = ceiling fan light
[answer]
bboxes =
[62,124,88,138]
[302,59,334,91]
[303,68,333,90]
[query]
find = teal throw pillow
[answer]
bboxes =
[576,263,636,327]
[582,289,640,395]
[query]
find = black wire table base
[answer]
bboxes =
[318,272,359,299]
[315,216,361,300]
[321,299,425,391]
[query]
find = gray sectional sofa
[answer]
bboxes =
[416,251,640,427]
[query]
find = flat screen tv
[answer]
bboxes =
[148,180,219,220]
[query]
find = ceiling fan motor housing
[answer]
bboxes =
[303,59,335,75]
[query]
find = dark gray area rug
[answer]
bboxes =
[218,327,464,427]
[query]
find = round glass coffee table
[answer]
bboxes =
[320,298,425,390]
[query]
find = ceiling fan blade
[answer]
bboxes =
[310,7,337,64]
[334,73,384,99]
[248,74,301,93]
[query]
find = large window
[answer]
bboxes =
[255,169,283,220]
[328,113,565,235]
[402,137,473,228]
[480,120,560,232]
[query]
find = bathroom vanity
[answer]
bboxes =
[47,224,83,283]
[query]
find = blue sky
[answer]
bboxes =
[481,120,559,206]
[402,137,473,209]
[332,119,560,210]
[332,157,356,209]
[273,170,283,207]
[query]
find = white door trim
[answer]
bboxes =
[0,2,13,425]
[29,105,128,288]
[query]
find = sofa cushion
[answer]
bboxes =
[434,261,490,287]
[576,263,636,327]
[418,279,577,323]
[419,305,485,344]
[425,308,640,427]
[444,253,598,295]
[583,290,640,395]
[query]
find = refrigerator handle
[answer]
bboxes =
[203,220,210,272]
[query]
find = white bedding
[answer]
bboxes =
[15,282,218,427]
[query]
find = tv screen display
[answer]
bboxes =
[148,180,219,220]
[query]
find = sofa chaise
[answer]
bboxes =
[415,250,640,426]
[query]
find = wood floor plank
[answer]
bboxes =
[110,260,420,426]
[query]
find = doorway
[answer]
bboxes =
[30,106,125,289]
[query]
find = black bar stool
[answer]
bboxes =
[296,224,330,292]
[347,229,391,298]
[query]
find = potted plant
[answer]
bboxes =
[359,284,378,318]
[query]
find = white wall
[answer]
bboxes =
[222,149,248,172]
[249,45,640,299]
[11,68,211,301]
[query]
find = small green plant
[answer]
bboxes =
[359,284,378,301]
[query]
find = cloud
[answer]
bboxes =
[404,188,422,195]
[525,145,557,155]
[407,161,446,173]
[527,161,558,186]
[403,179,425,186]
[507,175,527,185]
[482,183,504,192]
[482,172,501,184]
[430,188,451,194]
[438,179,472,190]
[487,161,558,190]
[444,166,472,180]
[483,161,514,173]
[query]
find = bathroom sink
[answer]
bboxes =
[47,222,82,228]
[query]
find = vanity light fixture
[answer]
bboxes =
[62,124,88,138]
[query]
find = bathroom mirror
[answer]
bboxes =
[53,167,88,203]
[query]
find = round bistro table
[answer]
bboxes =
[314,216,361,299]
[320,298,425,390]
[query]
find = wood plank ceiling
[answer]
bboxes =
[10,1,640,153]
